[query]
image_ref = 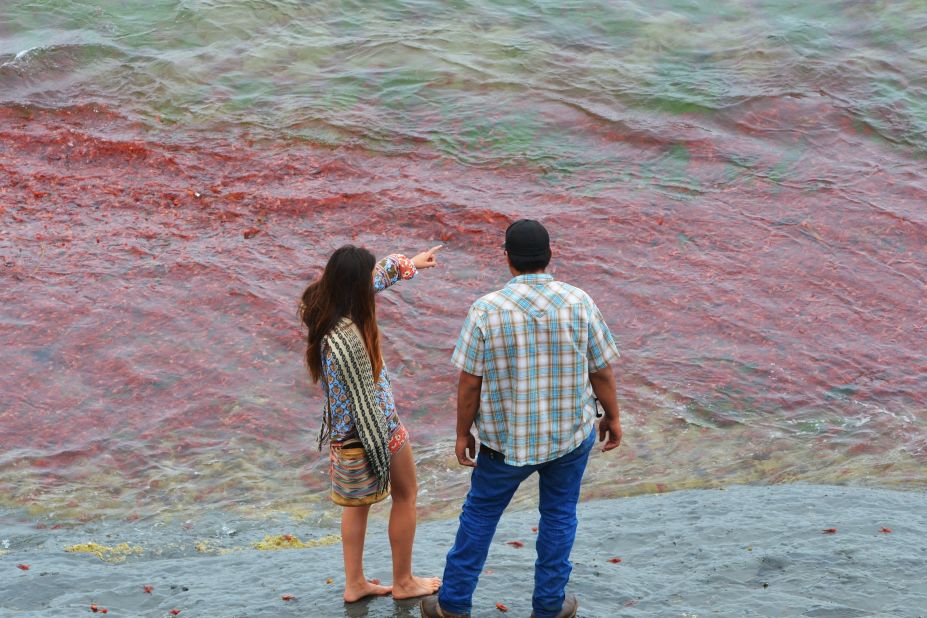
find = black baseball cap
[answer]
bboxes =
[504,219,550,259]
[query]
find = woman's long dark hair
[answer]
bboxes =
[299,245,383,382]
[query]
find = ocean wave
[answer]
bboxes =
[3,2,925,160]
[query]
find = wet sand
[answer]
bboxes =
[3,484,926,617]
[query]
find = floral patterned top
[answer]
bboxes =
[322,254,417,442]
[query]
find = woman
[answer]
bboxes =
[300,244,442,603]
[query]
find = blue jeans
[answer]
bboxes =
[438,429,596,618]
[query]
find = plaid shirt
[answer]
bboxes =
[451,274,620,466]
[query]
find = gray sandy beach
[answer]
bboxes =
[3,484,926,617]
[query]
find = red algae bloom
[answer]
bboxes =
[495,602,509,612]
[506,540,524,548]
[607,557,622,564]
[822,528,837,534]
[17,564,30,570]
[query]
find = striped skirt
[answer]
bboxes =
[329,422,408,507]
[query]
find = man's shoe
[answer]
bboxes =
[530,594,579,618]
[419,594,470,618]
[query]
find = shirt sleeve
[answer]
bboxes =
[373,254,417,293]
[586,301,620,372]
[451,304,486,376]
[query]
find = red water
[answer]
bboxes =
[1,98,925,521]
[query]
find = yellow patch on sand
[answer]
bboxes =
[252,534,340,551]
[64,542,143,563]
[194,540,244,555]
[194,540,217,553]
[0,550,7,557]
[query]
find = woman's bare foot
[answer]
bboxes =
[391,575,442,600]
[343,578,392,603]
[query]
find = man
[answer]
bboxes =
[421,219,622,618]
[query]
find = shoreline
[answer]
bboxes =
[3,484,926,617]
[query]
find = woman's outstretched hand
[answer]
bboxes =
[412,245,443,270]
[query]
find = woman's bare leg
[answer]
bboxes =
[341,504,392,602]
[388,443,441,599]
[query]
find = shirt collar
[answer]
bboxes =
[507,273,553,286]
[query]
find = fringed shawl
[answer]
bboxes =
[318,317,391,494]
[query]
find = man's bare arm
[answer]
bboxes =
[456,370,483,466]
[589,363,622,452]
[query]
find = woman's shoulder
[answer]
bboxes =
[322,318,361,352]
